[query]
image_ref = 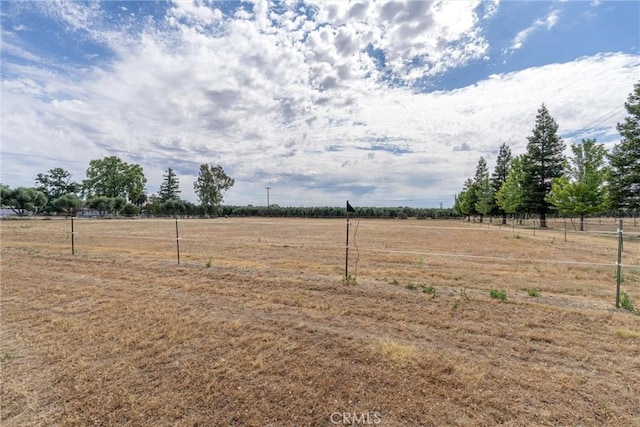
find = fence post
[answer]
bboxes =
[175,217,181,265]
[345,214,350,278]
[616,219,623,308]
[71,217,75,255]
[564,217,567,243]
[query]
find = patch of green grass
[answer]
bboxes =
[389,278,399,286]
[205,257,213,268]
[422,285,437,295]
[405,281,416,290]
[1,353,11,362]
[489,288,507,301]
[526,288,540,297]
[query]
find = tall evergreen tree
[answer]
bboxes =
[473,157,490,222]
[547,139,609,231]
[609,81,640,210]
[521,104,566,227]
[491,143,512,224]
[158,168,181,202]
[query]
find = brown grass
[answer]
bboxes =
[1,217,639,426]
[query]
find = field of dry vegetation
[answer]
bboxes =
[1,217,639,426]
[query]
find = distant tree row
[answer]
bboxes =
[0,158,234,217]
[218,205,455,219]
[454,81,640,231]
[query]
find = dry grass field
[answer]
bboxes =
[1,217,639,426]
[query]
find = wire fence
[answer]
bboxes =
[3,216,639,308]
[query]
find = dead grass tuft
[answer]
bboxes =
[615,329,640,339]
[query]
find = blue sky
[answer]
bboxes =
[1,0,638,207]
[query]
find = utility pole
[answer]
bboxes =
[265,187,271,217]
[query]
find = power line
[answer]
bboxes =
[563,104,625,139]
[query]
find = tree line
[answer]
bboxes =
[0,159,235,218]
[453,81,640,231]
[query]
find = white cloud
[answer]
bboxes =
[1,1,638,207]
[507,9,561,53]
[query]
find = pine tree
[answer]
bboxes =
[473,157,490,222]
[158,168,181,202]
[491,143,512,224]
[609,81,640,210]
[522,104,566,227]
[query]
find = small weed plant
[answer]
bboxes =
[406,281,416,290]
[619,291,636,313]
[422,285,437,295]
[389,278,399,286]
[489,288,507,301]
[343,275,357,286]
[205,257,212,268]
[526,288,540,297]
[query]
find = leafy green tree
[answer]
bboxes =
[491,143,512,224]
[475,180,495,220]
[161,199,186,217]
[2,187,47,216]
[35,168,80,199]
[521,104,566,227]
[112,197,127,215]
[496,155,526,219]
[193,164,235,216]
[608,81,640,210]
[453,178,477,220]
[83,156,147,203]
[52,194,83,216]
[0,183,10,202]
[547,139,609,231]
[158,168,181,202]
[87,196,114,217]
[121,203,141,217]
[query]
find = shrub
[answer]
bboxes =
[620,291,635,313]
[489,288,507,301]
[422,285,437,295]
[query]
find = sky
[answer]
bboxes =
[1,0,639,208]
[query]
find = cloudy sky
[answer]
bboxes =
[1,0,638,207]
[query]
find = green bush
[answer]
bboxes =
[489,288,507,301]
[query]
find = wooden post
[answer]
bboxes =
[175,217,181,265]
[71,217,75,255]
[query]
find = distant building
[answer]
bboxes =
[0,208,18,218]
[76,208,102,218]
